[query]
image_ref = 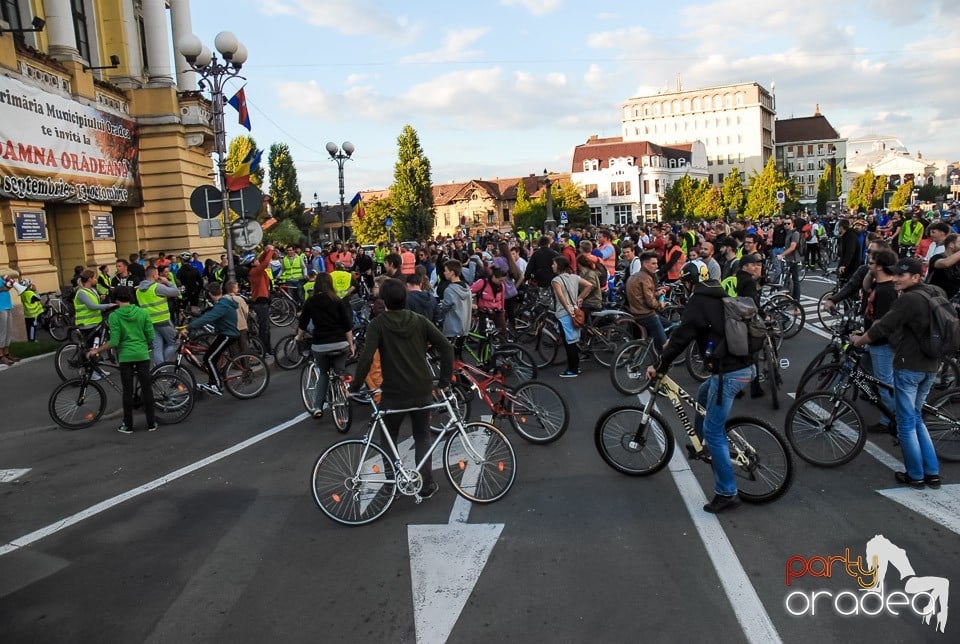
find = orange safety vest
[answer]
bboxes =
[597,242,617,278]
[400,251,416,275]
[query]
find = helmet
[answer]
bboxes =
[679,261,709,285]
[240,253,256,266]
[179,252,191,260]
[19,278,32,289]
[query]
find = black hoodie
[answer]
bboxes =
[656,281,755,375]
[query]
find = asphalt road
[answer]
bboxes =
[1,275,958,644]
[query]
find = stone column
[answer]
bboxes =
[168,0,197,91]
[42,0,80,61]
[141,0,173,86]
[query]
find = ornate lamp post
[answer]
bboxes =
[325,141,355,242]
[541,169,555,233]
[177,31,248,282]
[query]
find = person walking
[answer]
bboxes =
[87,286,156,433]
[551,255,594,378]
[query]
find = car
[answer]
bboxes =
[400,241,420,252]
[361,244,376,255]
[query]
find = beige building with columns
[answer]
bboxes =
[0,0,219,319]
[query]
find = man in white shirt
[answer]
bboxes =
[924,221,950,264]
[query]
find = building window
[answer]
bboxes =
[584,184,598,198]
[727,154,733,164]
[643,203,659,222]
[669,158,676,168]
[653,103,660,115]
[614,204,632,225]
[718,157,724,165]
[643,180,650,194]
[0,1,23,33]
[808,175,814,184]
[708,174,714,184]
[590,206,602,226]
[502,208,510,222]
[472,212,481,225]
[707,158,713,166]
[713,95,722,109]
[724,94,732,107]
[663,101,670,115]
[818,144,824,156]
[718,173,724,183]
[693,98,701,111]
[610,181,631,197]
[738,153,744,163]
[644,126,650,135]
[807,145,814,155]
[72,0,91,62]
[443,213,450,226]
[807,162,814,171]
[736,93,744,106]
[678,158,685,166]
[682,99,690,111]
[654,179,661,193]
[487,210,496,224]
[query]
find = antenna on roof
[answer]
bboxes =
[676,74,682,92]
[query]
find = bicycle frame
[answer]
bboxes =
[454,360,512,416]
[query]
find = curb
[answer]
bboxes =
[0,351,54,372]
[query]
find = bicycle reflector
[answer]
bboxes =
[331,493,342,503]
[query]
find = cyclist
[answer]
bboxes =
[351,278,454,500]
[183,282,239,396]
[279,245,307,306]
[135,266,180,365]
[645,262,755,513]
[296,272,354,419]
[18,278,42,342]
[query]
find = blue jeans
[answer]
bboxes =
[695,366,755,496]
[637,315,667,352]
[770,248,784,281]
[152,322,177,365]
[784,261,801,301]
[867,344,895,426]
[893,369,939,480]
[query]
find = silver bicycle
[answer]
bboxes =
[310,387,517,526]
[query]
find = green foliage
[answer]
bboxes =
[267,143,303,222]
[815,163,843,215]
[661,175,696,221]
[512,178,543,230]
[744,157,798,219]
[888,180,913,211]
[555,181,590,228]
[227,135,264,187]
[694,186,725,219]
[264,218,305,247]
[918,182,947,201]
[722,168,745,214]
[392,125,435,241]
[352,198,393,244]
[847,170,887,212]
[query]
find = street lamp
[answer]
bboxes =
[950,173,959,200]
[541,169,556,233]
[326,141,355,242]
[177,31,248,282]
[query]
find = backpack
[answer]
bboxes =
[721,297,765,357]
[917,288,960,359]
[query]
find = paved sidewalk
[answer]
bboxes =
[1,352,71,438]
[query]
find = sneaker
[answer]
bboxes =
[924,474,941,490]
[91,371,104,381]
[420,481,439,499]
[894,471,925,489]
[147,423,158,432]
[312,410,324,419]
[196,383,223,396]
[118,423,133,434]
[559,370,579,378]
[703,493,741,514]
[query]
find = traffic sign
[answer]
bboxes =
[230,219,263,251]
[189,185,222,220]
[776,190,786,204]
[228,185,263,220]
[559,210,568,223]
[385,216,393,229]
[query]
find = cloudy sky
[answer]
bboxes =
[187,0,960,204]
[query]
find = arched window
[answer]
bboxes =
[678,158,686,167]
[653,103,661,115]
[724,94,732,107]
[669,158,677,168]
[644,105,650,116]
[713,95,721,109]
[663,101,670,115]
[683,99,690,112]
[693,98,701,111]
[735,93,744,106]
[672,100,680,113]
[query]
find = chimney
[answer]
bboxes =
[588,134,598,143]
[814,103,821,116]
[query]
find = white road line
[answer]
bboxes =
[667,450,783,644]
[0,469,31,483]
[0,412,309,558]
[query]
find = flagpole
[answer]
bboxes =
[178,32,248,283]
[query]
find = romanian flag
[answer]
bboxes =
[225,147,260,191]
[350,192,365,219]
[227,87,251,130]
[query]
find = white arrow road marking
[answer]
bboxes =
[0,469,30,483]
[408,416,504,644]
[877,485,960,536]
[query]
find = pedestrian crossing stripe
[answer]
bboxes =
[0,469,30,483]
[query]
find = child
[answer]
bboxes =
[19,279,43,342]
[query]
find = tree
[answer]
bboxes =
[352,197,393,244]
[815,163,842,215]
[268,143,303,223]
[227,135,265,187]
[888,180,913,211]
[847,169,886,212]
[661,174,700,220]
[693,186,724,219]
[744,157,797,219]
[555,180,590,228]
[722,167,745,215]
[264,218,304,247]
[392,125,435,241]
[512,178,543,231]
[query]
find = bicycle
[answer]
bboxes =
[441,355,568,443]
[152,330,270,399]
[594,372,793,502]
[310,387,517,526]
[49,354,194,429]
[532,309,641,369]
[38,291,71,341]
[785,345,960,466]
[55,324,117,381]
[300,349,353,432]
[268,283,300,327]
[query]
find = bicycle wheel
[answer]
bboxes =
[329,377,352,433]
[151,372,194,424]
[594,406,675,476]
[269,297,296,327]
[48,314,70,341]
[444,421,516,503]
[533,318,562,368]
[817,291,847,332]
[273,334,305,370]
[610,339,657,395]
[784,393,865,467]
[223,353,270,399]
[247,336,266,358]
[489,343,538,387]
[924,391,960,462]
[762,344,780,410]
[933,357,960,393]
[151,360,198,391]
[592,318,642,368]
[311,440,397,526]
[797,345,841,389]
[769,294,805,339]
[49,378,107,429]
[429,383,472,433]
[55,342,84,381]
[726,416,793,502]
[506,381,568,443]
[300,363,322,414]
[685,343,710,382]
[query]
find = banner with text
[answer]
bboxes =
[0,74,141,206]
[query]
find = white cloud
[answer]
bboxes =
[400,27,489,64]
[501,0,563,16]
[258,0,417,42]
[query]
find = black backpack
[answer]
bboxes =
[917,288,960,359]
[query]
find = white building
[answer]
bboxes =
[620,82,775,187]
[774,109,847,205]
[570,135,708,224]
[846,134,951,191]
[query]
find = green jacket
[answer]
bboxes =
[108,303,155,363]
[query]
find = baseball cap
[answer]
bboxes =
[888,257,922,275]
[740,253,764,266]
